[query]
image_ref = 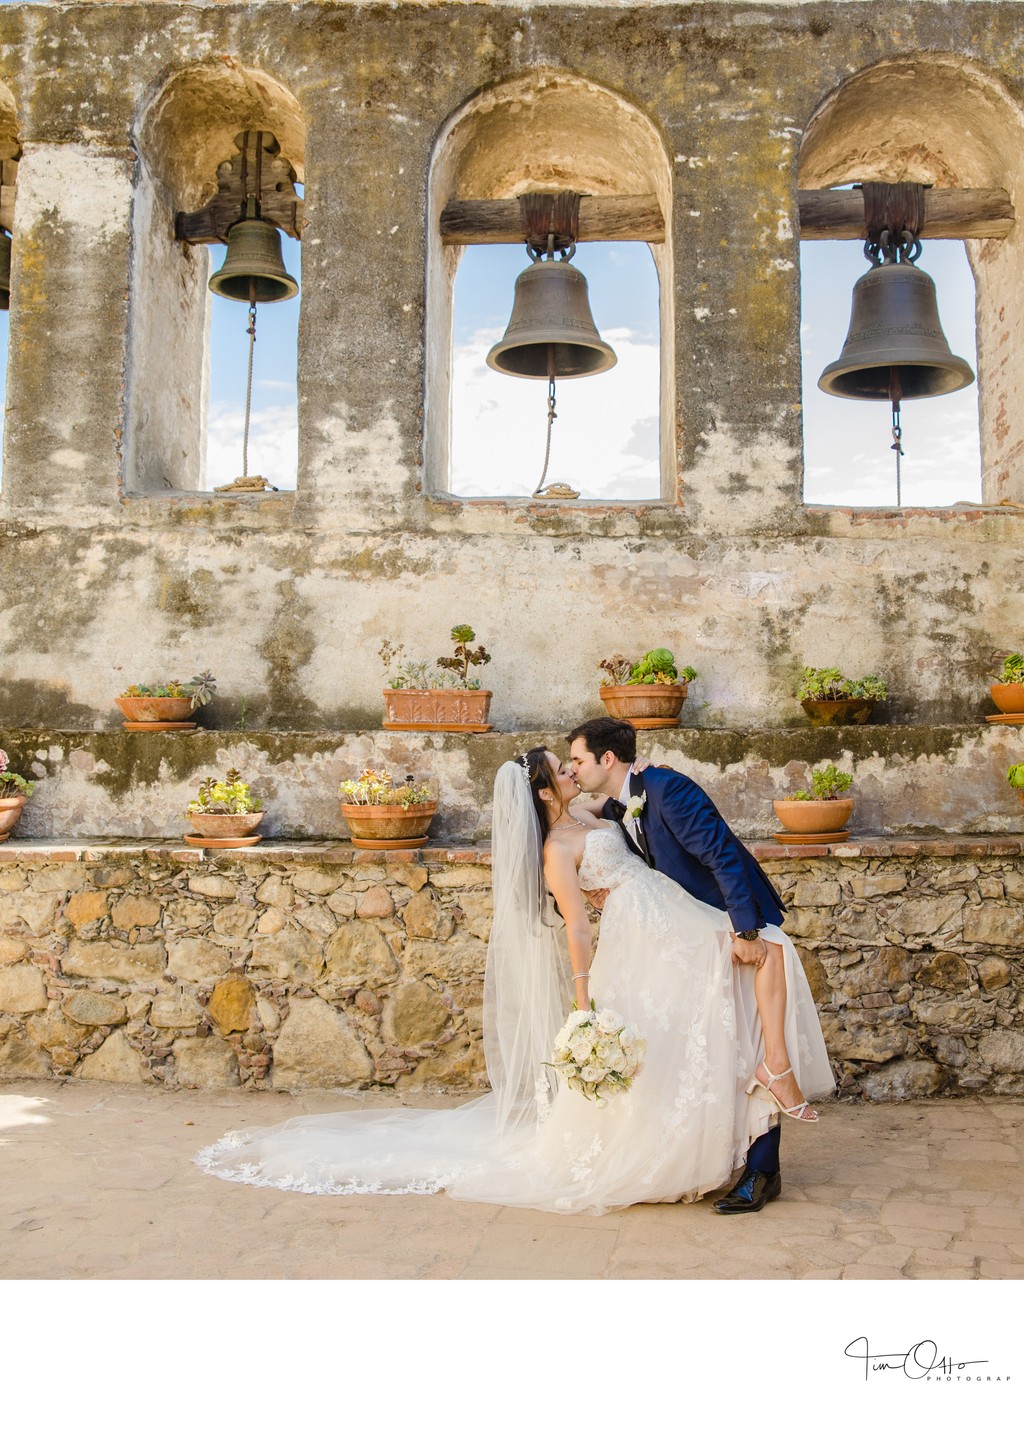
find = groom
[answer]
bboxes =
[567,716,789,1215]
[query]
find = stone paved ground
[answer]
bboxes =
[2,1080,1023,1280]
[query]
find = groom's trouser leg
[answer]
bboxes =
[746,1123,781,1175]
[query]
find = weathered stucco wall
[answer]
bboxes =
[1,837,1021,1100]
[2,722,1023,842]
[0,4,1020,734]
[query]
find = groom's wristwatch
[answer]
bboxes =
[736,929,760,941]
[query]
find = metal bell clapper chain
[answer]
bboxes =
[817,179,974,509]
[487,201,617,500]
[532,234,579,500]
[872,228,919,507]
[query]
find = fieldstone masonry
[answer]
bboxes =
[1,2,1023,1108]
[0,837,1021,1100]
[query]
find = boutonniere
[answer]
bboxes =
[624,794,646,823]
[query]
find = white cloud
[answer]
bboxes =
[451,326,661,499]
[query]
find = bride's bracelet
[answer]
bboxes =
[573,971,590,982]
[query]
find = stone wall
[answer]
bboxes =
[0,836,1021,1101]
[3,722,1024,843]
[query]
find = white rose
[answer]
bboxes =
[595,1008,621,1034]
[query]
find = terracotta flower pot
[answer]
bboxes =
[340,801,437,850]
[186,811,265,840]
[0,795,27,842]
[800,698,876,726]
[990,683,1024,715]
[599,683,688,729]
[773,797,854,836]
[382,688,492,732]
[116,695,197,728]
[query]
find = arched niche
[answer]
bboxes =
[425,70,673,499]
[126,60,305,493]
[800,55,1024,504]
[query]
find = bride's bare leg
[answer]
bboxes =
[752,942,817,1119]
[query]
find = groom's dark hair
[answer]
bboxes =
[565,717,637,764]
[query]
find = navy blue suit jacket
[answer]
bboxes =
[605,767,785,934]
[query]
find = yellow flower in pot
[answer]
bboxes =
[0,749,35,842]
[339,768,437,850]
[773,762,854,844]
[185,768,264,848]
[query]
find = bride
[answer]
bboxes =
[196,750,832,1216]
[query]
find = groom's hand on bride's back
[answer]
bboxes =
[583,888,609,911]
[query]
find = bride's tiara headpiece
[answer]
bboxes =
[518,754,531,780]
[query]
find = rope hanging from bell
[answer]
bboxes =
[209,139,298,494]
[486,191,617,500]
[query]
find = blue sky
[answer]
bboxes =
[205,232,982,504]
[0,224,982,505]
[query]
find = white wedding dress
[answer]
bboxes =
[197,824,833,1216]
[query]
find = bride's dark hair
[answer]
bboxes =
[517,748,560,842]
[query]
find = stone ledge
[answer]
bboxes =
[0,834,1021,865]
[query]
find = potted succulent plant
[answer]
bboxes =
[597,648,697,729]
[773,762,854,842]
[989,653,1024,719]
[380,626,493,731]
[1008,763,1024,807]
[0,749,35,842]
[184,769,264,847]
[115,671,217,730]
[796,667,887,726]
[339,768,437,850]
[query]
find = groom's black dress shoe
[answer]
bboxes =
[712,1167,781,1214]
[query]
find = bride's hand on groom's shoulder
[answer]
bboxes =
[631,757,651,774]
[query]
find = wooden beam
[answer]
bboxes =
[798,187,1013,241]
[176,130,303,245]
[440,194,664,245]
[443,188,1011,246]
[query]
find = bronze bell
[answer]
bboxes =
[487,254,616,379]
[818,257,973,400]
[209,217,298,304]
[0,229,11,311]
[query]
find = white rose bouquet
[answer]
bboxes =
[547,1006,647,1107]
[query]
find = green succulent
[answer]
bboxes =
[997,653,1024,685]
[791,763,854,802]
[187,769,262,815]
[796,667,888,702]
[1007,764,1024,791]
[119,671,216,708]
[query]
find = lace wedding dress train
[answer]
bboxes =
[197,826,833,1216]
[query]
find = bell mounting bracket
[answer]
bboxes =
[520,191,581,261]
[861,181,928,266]
[175,130,303,245]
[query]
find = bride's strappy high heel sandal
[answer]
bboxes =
[746,1061,819,1123]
